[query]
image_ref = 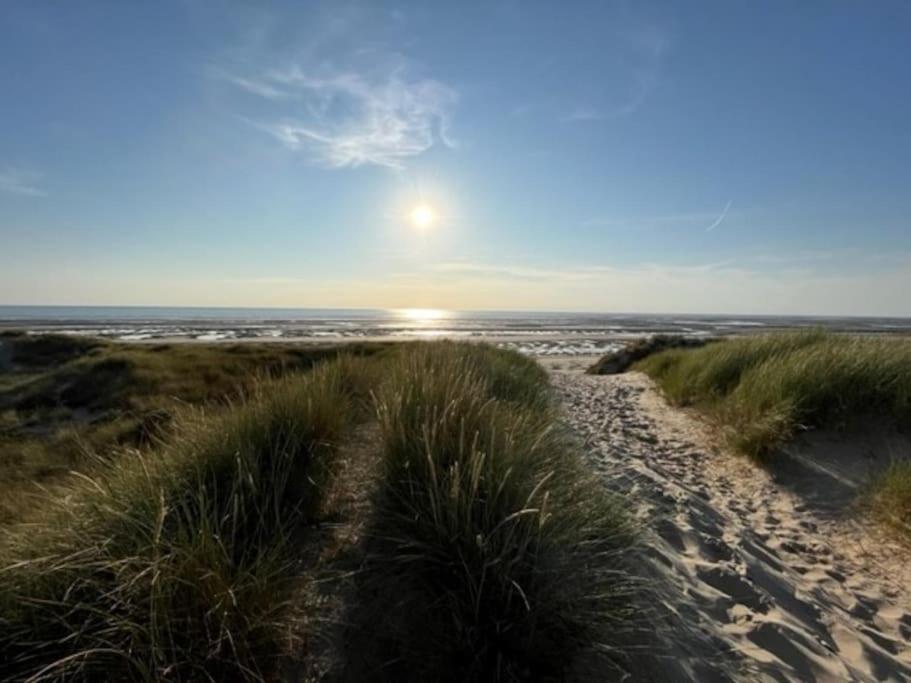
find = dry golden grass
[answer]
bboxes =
[0,331,389,523]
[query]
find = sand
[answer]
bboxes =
[549,361,911,681]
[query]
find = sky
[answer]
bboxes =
[2,1,910,315]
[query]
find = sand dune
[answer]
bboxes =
[551,365,911,681]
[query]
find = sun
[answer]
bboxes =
[409,203,437,229]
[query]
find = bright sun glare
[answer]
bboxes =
[409,203,437,229]
[399,308,447,321]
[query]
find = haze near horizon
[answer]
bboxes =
[2,1,910,315]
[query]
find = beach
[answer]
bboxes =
[550,361,911,680]
[4,307,911,358]
[2,330,911,680]
[7,3,911,677]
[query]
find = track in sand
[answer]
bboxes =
[551,367,911,682]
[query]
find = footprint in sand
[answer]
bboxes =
[550,368,911,682]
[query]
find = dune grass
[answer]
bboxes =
[347,343,637,681]
[0,360,370,681]
[870,460,911,535]
[1,340,639,681]
[0,332,388,523]
[633,331,911,536]
[634,331,911,457]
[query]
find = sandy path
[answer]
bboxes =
[552,368,911,682]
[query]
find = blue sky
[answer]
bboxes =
[2,1,910,314]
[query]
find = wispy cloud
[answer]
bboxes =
[0,166,46,196]
[563,106,603,122]
[582,205,741,230]
[222,72,289,100]
[611,27,668,117]
[429,260,733,282]
[227,65,457,169]
[564,25,668,122]
[384,256,911,315]
[705,200,732,232]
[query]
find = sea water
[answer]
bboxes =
[2,306,910,356]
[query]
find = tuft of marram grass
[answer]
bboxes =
[869,460,911,535]
[346,343,637,682]
[0,334,391,525]
[1,342,643,680]
[0,360,359,682]
[635,331,911,458]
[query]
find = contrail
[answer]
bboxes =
[705,200,732,232]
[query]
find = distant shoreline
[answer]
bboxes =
[5,306,911,360]
[5,320,911,358]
